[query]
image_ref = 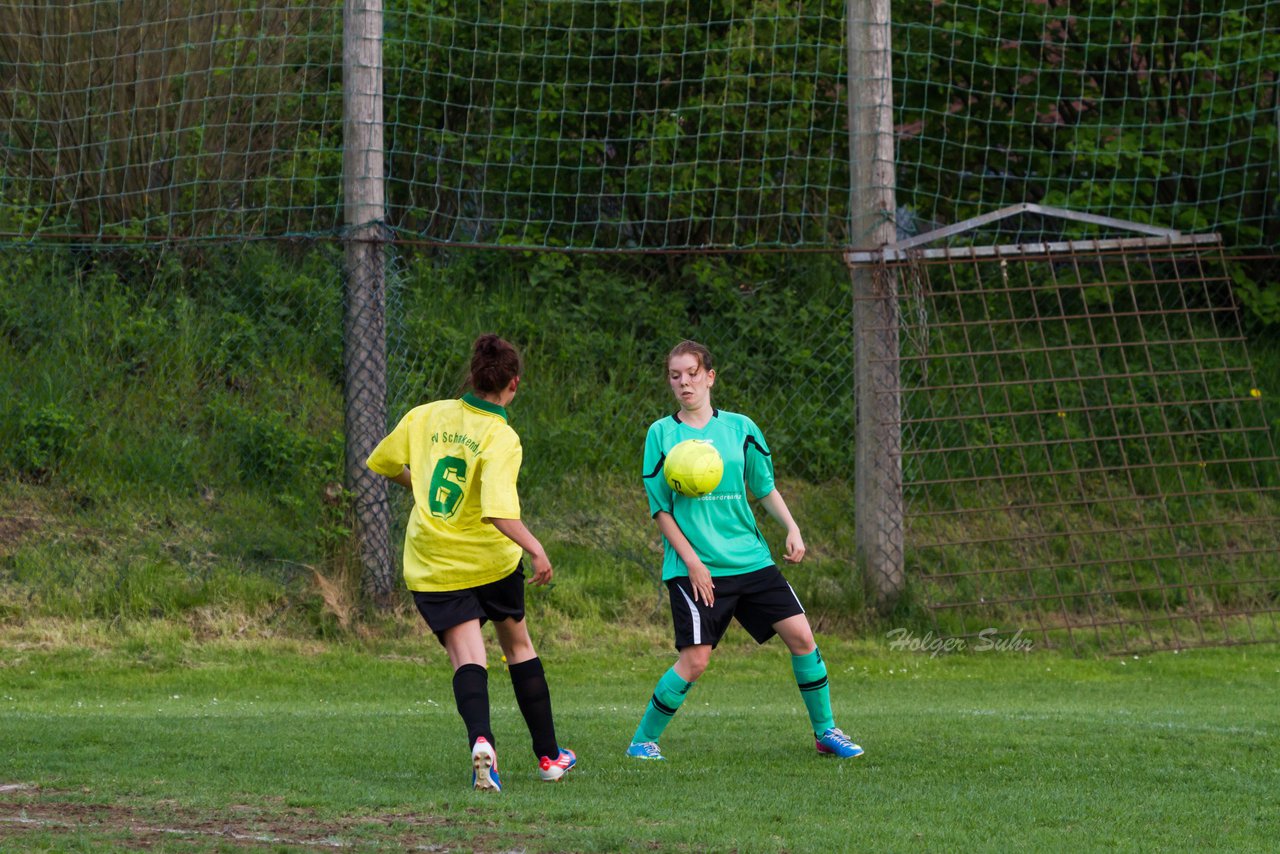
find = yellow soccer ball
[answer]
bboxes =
[663,439,724,498]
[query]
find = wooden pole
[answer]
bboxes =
[342,0,392,604]
[847,0,904,611]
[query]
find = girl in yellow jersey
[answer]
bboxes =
[367,334,575,792]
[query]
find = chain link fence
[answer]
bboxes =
[378,246,859,592]
[4,232,1278,651]
[3,2,1279,649]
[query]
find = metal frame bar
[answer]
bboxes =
[844,203,1219,264]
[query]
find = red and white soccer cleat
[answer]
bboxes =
[537,747,577,782]
[472,737,501,792]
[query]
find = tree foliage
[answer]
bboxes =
[0,1,1276,320]
[384,0,848,249]
[895,0,1279,319]
[0,0,339,238]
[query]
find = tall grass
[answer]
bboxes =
[1,243,1276,641]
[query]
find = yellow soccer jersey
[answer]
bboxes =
[366,393,524,592]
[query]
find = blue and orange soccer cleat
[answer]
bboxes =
[538,747,577,782]
[472,737,501,792]
[815,727,864,758]
[625,741,665,760]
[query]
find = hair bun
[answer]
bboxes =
[474,333,501,354]
[468,333,522,394]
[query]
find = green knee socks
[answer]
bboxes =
[632,666,694,744]
[791,647,836,737]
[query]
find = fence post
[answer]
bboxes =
[847,0,904,611]
[342,0,393,604]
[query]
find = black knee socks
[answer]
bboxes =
[508,657,558,760]
[453,658,559,760]
[452,663,493,749]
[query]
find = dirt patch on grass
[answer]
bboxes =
[0,508,43,556]
[0,789,526,851]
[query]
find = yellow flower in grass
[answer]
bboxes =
[1249,388,1261,398]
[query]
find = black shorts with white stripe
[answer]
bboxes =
[665,565,805,650]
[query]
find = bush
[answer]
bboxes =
[10,403,81,482]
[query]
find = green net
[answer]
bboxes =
[894,0,1280,250]
[383,1,849,249]
[0,1,343,240]
[1,1,1277,250]
[3,3,1279,650]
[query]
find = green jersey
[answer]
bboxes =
[642,409,777,580]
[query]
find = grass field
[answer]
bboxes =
[2,624,1277,852]
[2,248,1278,851]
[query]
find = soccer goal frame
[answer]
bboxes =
[845,206,1280,652]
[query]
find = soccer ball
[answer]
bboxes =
[663,439,724,498]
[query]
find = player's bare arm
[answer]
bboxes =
[655,511,715,605]
[758,489,805,564]
[489,517,553,585]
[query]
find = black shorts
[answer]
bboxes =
[666,565,805,650]
[412,564,526,645]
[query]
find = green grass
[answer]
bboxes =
[2,629,1277,852]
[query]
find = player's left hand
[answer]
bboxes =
[528,552,554,585]
[783,530,805,564]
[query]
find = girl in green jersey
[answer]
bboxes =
[626,340,864,761]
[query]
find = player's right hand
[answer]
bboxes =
[688,562,715,606]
